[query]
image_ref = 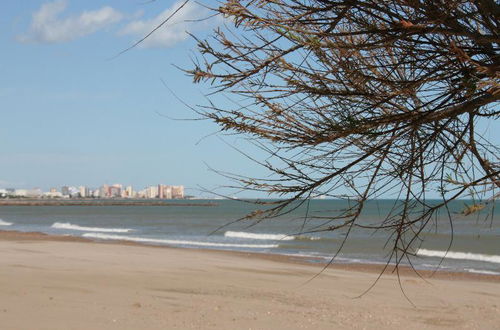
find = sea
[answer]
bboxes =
[1,199,498,276]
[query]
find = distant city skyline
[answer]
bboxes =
[0,182,185,199]
[0,1,264,198]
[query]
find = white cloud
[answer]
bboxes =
[120,1,212,48]
[18,0,123,43]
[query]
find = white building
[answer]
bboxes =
[26,188,42,198]
[44,191,63,198]
[92,189,100,198]
[14,189,27,197]
[125,186,134,198]
[163,185,172,199]
[145,186,158,199]
[79,186,87,198]
[171,186,184,199]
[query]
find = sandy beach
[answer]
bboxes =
[0,231,499,329]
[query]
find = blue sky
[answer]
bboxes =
[0,0,268,196]
[1,1,498,199]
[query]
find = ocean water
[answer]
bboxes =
[0,199,498,275]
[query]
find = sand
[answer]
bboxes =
[0,231,499,329]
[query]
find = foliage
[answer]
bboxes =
[187,0,499,268]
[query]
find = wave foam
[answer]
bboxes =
[296,235,322,241]
[52,222,132,233]
[417,249,500,264]
[224,231,294,241]
[463,268,500,276]
[0,219,12,226]
[83,233,278,249]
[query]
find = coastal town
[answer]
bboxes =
[0,184,185,199]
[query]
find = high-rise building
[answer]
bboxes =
[155,185,174,199]
[171,186,184,199]
[136,189,146,199]
[163,185,172,199]
[79,186,87,198]
[68,187,80,198]
[100,184,109,198]
[109,184,122,198]
[61,186,70,196]
[125,186,133,198]
[145,186,158,199]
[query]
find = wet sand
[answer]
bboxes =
[0,230,499,329]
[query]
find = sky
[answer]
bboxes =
[1,1,498,199]
[0,0,270,197]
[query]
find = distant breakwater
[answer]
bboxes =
[0,199,218,207]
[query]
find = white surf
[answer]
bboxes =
[83,233,278,249]
[52,222,132,233]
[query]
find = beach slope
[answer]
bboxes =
[0,231,499,329]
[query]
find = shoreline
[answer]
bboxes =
[1,229,499,329]
[1,229,498,283]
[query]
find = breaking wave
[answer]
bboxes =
[295,235,322,241]
[52,222,132,233]
[0,219,12,226]
[83,233,279,249]
[224,231,295,241]
[463,268,500,276]
[417,249,500,264]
